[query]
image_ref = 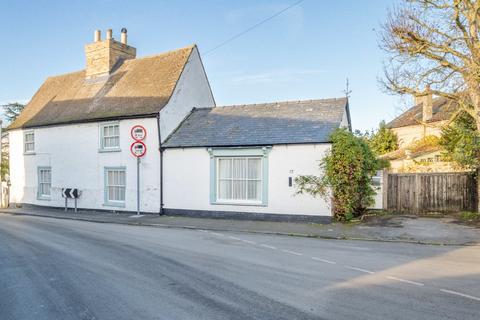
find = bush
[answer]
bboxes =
[295,129,383,221]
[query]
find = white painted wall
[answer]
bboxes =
[9,118,161,213]
[160,46,215,142]
[163,144,332,216]
[392,122,445,148]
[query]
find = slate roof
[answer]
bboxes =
[8,45,195,130]
[163,98,349,148]
[386,97,458,129]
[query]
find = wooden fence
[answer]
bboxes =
[385,172,477,213]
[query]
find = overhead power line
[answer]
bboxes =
[203,0,305,56]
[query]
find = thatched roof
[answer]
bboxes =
[8,45,195,130]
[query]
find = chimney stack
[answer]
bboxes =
[84,28,136,80]
[121,28,128,44]
[94,30,101,42]
[415,86,433,122]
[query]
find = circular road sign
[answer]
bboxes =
[130,141,147,158]
[131,125,147,141]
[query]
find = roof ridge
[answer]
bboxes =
[127,44,195,62]
[217,97,347,109]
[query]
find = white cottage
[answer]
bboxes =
[8,29,351,222]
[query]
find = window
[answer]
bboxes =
[37,167,51,199]
[217,157,262,202]
[209,148,270,206]
[100,123,120,151]
[24,131,35,153]
[105,168,126,206]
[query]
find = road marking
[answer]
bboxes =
[241,239,256,245]
[260,244,277,250]
[282,249,302,256]
[228,236,241,241]
[210,232,224,237]
[440,289,480,302]
[345,266,374,274]
[198,230,209,233]
[386,276,424,286]
[311,257,336,264]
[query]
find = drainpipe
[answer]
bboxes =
[156,113,164,215]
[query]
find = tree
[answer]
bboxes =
[1,102,24,123]
[440,111,480,168]
[295,129,383,221]
[367,121,399,155]
[380,0,480,211]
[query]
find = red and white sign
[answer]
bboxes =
[131,125,147,141]
[130,141,147,158]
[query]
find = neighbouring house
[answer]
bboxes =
[384,93,460,173]
[7,28,351,221]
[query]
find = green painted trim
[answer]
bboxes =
[208,147,270,206]
[103,166,127,207]
[37,166,51,200]
[99,121,120,152]
[23,130,35,154]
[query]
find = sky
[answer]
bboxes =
[0,0,408,131]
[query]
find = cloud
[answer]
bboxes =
[230,68,326,84]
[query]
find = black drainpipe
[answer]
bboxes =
[156,113,164,215]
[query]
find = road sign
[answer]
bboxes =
[130,141,147,158]
[131,125,147,141]
[62,188,80,198]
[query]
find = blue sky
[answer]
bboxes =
[0,0,406,131]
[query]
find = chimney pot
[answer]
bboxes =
[94,30,101,42]
[414,86,433,122]
[106,29,113,40]
[121,28,127,44]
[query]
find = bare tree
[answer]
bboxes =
[381,0,480,211]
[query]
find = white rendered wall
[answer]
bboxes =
[9,118,160,213]
[392,122,445,148]
[163,144,332,216]
[160,46,215,142]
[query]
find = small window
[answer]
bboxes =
[105,168,126,206]
[38,167,51,199]
[100,123,120,151]
[24,131,35,153]
[217,157,262,203]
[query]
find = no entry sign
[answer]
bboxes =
[130,141,147,158]
[131,125,147,141]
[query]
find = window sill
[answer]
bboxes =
[103,202,126,208]
[99,148,121,153]
[24,152,36,156]
[37,196,51,201]
[211,201,267,207]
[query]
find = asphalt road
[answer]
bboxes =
[0,214,479,320]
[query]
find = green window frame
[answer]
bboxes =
[104,167,126,207]
[208,147,270,206]
[99,122,120,152]
[24,130,35,154]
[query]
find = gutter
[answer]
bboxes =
[156,113,164,215]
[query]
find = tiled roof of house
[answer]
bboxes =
[386,97,458,129]
[8,45,195,130]
[163,98,349,148]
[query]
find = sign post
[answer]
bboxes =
[130,126,147,215]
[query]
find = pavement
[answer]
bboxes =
[1,206,479,245]
[0,214,479,320]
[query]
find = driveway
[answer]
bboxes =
[0,214,479,320]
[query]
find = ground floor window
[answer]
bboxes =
[37,167,51,199]
[209,147,270,206]
[105,167,126,206]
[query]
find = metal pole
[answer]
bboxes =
[137,157,140,215]
[65,197,68,212]
[74,198,77,213]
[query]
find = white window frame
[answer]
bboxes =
[37,166,51,200]
[99,122,120,152]
[216,157,263,205]
[104,167,126,207]
[24,130,35,154]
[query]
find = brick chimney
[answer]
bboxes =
[415,87,433,122]
[84,28,136,79]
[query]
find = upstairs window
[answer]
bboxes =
[100,123,120,151]
[24,130,35,154]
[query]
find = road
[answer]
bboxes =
[0,214,479,320]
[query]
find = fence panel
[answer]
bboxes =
[386,172,477,213]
